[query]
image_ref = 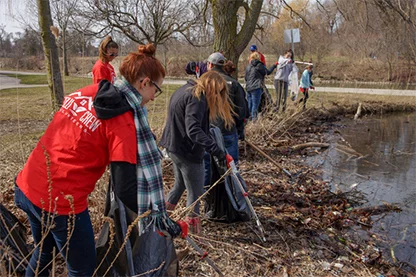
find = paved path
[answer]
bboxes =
[0,74,48,90]
[1,70,415,96]
[165,79,416,96]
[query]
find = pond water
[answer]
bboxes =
[307,112,416,266]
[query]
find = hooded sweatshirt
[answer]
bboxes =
[16,81,139,214]
[274,55,293,83]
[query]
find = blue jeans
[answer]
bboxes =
[204,132,239,188]
[247,88,263,120]
[14,185,96,277]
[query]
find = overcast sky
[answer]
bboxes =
[0,0,30,33]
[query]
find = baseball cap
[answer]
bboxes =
[250,44,257,51]
[207,52,226,66]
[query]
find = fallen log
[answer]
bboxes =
[290,142,329,152]
[245,140,292,178]
[351,204,401,216]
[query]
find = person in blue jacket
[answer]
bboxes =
[299,64,315,110]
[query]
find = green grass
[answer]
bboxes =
[0,81,182,126]
[3,73,48,85]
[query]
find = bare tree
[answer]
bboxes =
[208,0,264,72]
[0,25,13,57]
[51,0,78,76]
[326,0,416,80]
[77,0,202,47]
[37,0,64,110]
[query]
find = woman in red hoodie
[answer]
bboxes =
[15,44,177,277]
[92,36,119,84]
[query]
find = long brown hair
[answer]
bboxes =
[119,44,166,84]
[192,71,235,130]
[99,36,119,62]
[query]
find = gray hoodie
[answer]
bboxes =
[274,55,293,82]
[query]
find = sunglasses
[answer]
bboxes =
[107,52,118,57]
[140,79,163,98]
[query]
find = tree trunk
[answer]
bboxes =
[211,0,264,76]
[63,28,69,76]
[37,0,64,111]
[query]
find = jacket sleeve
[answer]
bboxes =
[184,96,221,155]
[233,81,248,122]
[234,82,248,135]
[266,64,277,75]
[110,161,137,213]
[257,64,267,77]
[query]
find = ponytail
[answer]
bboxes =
[99,36,119,62]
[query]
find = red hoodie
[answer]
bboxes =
[16,83,136,214]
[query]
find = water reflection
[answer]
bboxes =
[308,112,416,266]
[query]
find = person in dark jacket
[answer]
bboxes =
[203,53,248,189]
[160,71,234,234]
[207,53,247,160]
[245,52,277,120]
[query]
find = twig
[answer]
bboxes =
[102,210,151,276]
[245,140,292,177]
[132,261,166,277]
[174,168,232,218]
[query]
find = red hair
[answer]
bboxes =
[119,44,166,84]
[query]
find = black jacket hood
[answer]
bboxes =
[250,59,263,67]
[94,80,131,119]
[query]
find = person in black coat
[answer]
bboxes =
[245,52,276,120]
[160,71,234,234]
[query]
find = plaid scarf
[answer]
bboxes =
[114,78,174,233]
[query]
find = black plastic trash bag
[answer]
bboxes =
[95,182,178,277]
[0,203,31,274]
[204,126,251,223]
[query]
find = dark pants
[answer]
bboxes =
[274,79,288,112]
[166,152,204,217]
[247,88,263,120]
[204,132,239,188]
[299,87,309,109]
[14,185,96,277]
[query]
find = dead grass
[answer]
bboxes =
[1,78,415,276]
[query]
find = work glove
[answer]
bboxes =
[214,149,226,161]
[212,149,226,166]
[160,220,182,238]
